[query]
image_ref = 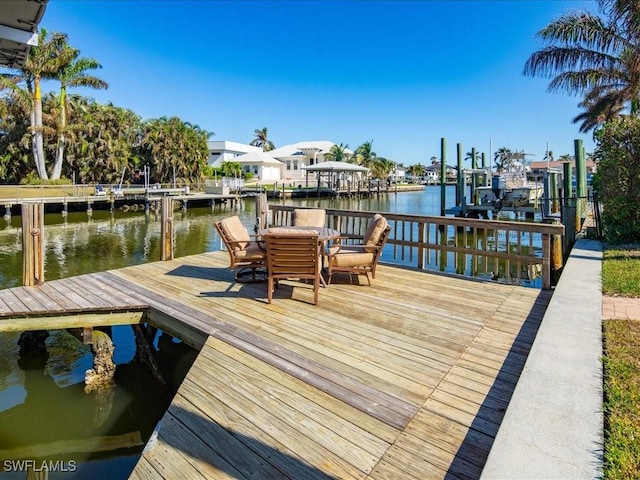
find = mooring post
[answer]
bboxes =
[574,139,587,229]
[254,192,268,232]
[21,202,44,286]
[160,197,174,261]
[440,137,447,216]
[457,143,464,208]
[3,204,10,221]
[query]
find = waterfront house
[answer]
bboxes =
[231,150,283,182]
[207,140,262,167]
[268,141,353,183]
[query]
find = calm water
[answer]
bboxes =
[0,326,198,479]
[0,186,460,289]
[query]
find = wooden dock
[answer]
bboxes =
[0,251,551,479]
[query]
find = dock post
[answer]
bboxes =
[457,143,464,208]
[3,205,10,221]
[471,147,478,205]
[160,197,174,261]
[574,139,587,228]
[550,172,559,213]
[440,137,447,216]
[87,201,93,217]
[62,199,68,218]
[255,193,268,231]
[21,202,45,286]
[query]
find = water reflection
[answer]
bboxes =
[0,187,541,289]
[0,326,197,479]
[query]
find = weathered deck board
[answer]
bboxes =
[0,250,551,479]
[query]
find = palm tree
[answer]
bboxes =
[370,157,395,180]
[51,50,108,179]
[140,117,210,185]
[493,147,513,172]
[250,127,275,151]
[0,29,73,179]
[523,0,640,132]
[323,143,352,162]
[353,140,377,168]
[465,150,481,167]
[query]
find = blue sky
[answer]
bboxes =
[37,0,597,166]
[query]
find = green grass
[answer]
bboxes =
[603,319,640,479]
[602,246,640,479]
[602,247,640,296]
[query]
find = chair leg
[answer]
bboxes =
[365,272,371,286]
[267,277,273,303]
[313,276,319,305]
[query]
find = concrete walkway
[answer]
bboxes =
[481,239,604,479]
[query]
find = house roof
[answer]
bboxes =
[0,0,48,68]
[233,150,283,165]
[301,161,369,173]
[269,140,353,159]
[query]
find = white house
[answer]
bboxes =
[268,141,352,182]
[233,151,283,182]
[207,140,262,167]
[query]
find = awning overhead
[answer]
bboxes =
[0,0,48,68]
[301,161,370,173]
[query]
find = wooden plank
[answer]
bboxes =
[33,283,84,312]
[56,277,116,309]
[0,289,30,315]
[0,311,145,333]
[44,278,112,310]
[197,336,390,463]
[175,374,367,479]
[155,411,248,480]
[165,400,293,479]
[201,335,400,444]
[128,456,166,480]
[12,283,62,312]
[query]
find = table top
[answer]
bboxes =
[260,226,341,241]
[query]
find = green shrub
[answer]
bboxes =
[19,173,72,186]
[593,117,640,244]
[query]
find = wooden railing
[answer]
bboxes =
[269,204,565,289]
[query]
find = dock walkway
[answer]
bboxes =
[0,251,551,479]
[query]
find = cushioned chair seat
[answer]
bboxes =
[329,247,375,268]
[327,213,391,285]
[214,215,267,282]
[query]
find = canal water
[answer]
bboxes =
[0,186,526,478]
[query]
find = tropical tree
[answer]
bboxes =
[0,29,74,179]
[465,150,481,167]
[219,161,242,178]
[407,163,426,178]
[139,117,210,185]
[353,140,377,168]
[323,143,352,162]
[493,147,514,172]
[523,0,640,132]
[250,127,275,151]
[51,50,108,179]
[67,99,142,184]
[0,92,31,182]
[370,157,395,180]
